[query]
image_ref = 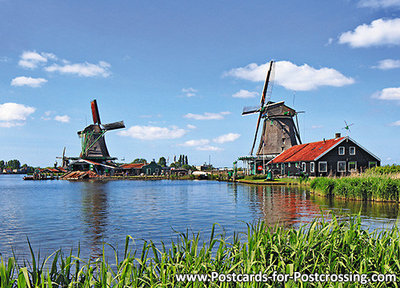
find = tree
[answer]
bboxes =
[158,157,167,167]
[132,158,147,164]
[0,160,4,169]
[6,159,20,170]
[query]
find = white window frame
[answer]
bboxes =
[338,146,345,155]
[319,161,327,173]
[301,162,306,172]
[349,146,356,155]
[310,162,315,173]
[337,161,346,172]
[348,161,357,172]
[369,161,377,168]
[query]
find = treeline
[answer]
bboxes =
[0,159,32,170]
[130,155,197,171]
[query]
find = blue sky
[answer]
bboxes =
[1,0,400,167]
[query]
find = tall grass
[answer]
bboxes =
[365,165,400,176]
[310,176,400,201]
[1,217,399,287]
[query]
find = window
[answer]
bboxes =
[295,163,299,168]
[319,161,327,172]
[348,161,357,172]
[337,161,346,172]
[310,162,315,173]
[349,146,356,155]
[288,163,291,168]
[302,162,306,172]
[338,146,345,155]
[369,161,377,168]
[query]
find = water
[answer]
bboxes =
[0,175,399,261]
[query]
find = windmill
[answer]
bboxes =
[56,147,70,168]
[242,60,302,159]
[77,100,125,161]
[342,120,354,134]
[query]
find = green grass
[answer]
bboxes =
[365,165,400,176]
[310,176,400,201]
[1,217,400,287]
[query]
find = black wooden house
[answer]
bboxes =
[268,133,380,177]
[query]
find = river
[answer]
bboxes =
[0,175,398,261]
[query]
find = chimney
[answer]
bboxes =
[335,133,341,138]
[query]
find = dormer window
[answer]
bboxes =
[349,146,356,155]
[338,146,345,155]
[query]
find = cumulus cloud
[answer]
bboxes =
[358,0,400,8]
[373,87,400,100]
[182,87,198,97]
[224,61,354,91]
[179,139,210,147]
[18,51,50,69]
[390,120,400,126]
[45,61,111,77]
[373,59,400,69]
[213,133,240,144]
[339,18,400,47]
[232,89,258,98]
[186,124,196,129]
[184,111,231,120]
[54,115,70,123]
[196,145,222,151]
[118,125,186,140]
[11,76,47,88]
[0,102,35,127]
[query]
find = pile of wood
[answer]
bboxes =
[60,170,102,180]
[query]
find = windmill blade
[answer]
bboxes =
[102,121,125,131]
[91,99,101,124]
[250,113,262,155]
[242,106,260,115]
[260,61,274,108]
[62,147,66,159]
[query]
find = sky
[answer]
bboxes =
[1,0,400,167]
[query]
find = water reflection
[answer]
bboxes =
[81,181,109,258]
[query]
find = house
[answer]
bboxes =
[141,160,163,175]
[120,163,146,176]
[268,133,380,177]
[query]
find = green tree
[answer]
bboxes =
[6,159,20,170]
[132,158,147,164]
[158,157,167,167]
[0,160,4,169]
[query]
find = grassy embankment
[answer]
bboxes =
[1,216,399,287]
[310,165,400,202]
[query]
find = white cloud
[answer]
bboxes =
[358,0,400,8]
[213,133,240,144]
[339,18,400,47]
[182,87,198,97]
[45,61,111,77]
[196,145,222,151]
[179,139,210,147]
[232,89,258,98]
[390,120,400,126]
[224,61,354,91]
[374,87,400,100]
[0,102,35,127]
[311,125,324,129]
[184,111,231,120]
[118,125,186,140]
[54,115,70,123]
[187,124,196,129]
[373,59,400,69]
[18,51,53,69]
[11,76,47,88]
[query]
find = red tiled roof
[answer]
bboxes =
[270,137,345,163]
[121,163,145,169]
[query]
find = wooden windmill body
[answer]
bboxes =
[242,61,302,166]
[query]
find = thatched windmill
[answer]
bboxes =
[78,100,125,161]
[242,61,302,160]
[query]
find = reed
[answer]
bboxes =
[0,217,399,287]
[310,176,400,201]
